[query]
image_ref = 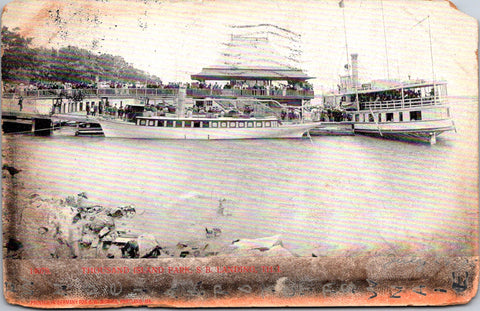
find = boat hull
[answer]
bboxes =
[98,119,316,139]
[353,118,455,143]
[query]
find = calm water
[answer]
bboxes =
[3,98,478,256]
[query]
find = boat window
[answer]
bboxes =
[229,122,236,128]
[256,122,263,128]
[184,120,192,128]
[175,121,183,128]
[166,120,174,127]
[368,114,374,122]
[378,114,382,122]
[265,121,271,127]
[399,112,403,122]
[238,122,245,128]
[247,122,254,128]
[386,113,393,122]
[212,122,218,128]
[410,111,422,121]
[139,119,147,126]
[202,121,210,128]
[157,120,164,127]
[193,121,201,128]
[220,122,227,128]
[148,120,155,126]
[355,114,359,122]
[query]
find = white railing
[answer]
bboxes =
[359,96,448,111]
[6,87,314,99]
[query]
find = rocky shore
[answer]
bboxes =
[3,146,297,259]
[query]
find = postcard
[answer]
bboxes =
[2,0,478,308]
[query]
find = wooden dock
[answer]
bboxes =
[309,122,355,136]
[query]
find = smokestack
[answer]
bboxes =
[351,53,358,89]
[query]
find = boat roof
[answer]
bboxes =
[137,116,278,121]
[328,80,447,96]
[191,66,314,81]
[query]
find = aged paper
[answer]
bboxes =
[2,0,479,308]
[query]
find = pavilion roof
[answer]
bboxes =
[191,66,314,81]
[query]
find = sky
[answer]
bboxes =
[0,0,478,97]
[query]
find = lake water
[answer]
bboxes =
[3,97,478,257]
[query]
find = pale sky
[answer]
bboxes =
[1,0,478,96]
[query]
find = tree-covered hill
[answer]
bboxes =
[1,27,162,88]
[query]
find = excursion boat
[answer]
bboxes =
[324,56,455,144]
[98,116,315,140]
[97,88,317,140]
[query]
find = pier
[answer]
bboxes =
[310,122,355,136]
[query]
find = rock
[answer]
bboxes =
[98,227,111,238]
[2,165,22,176]
[6,238,23,251]
[138,234,162,258]
[231,235,283,252]
[121,240,139,258]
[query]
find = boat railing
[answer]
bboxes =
[6,87,314,99]
[359,96,448,111]
[7,88,181,98]
[186,88,314,98]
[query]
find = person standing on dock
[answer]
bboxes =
[18,96,23,111]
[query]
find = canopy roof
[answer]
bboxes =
[191,67,314,81]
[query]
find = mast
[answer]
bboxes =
[427,15,437,104]
[339,0,351,89]
[412,15,436,102]
[380,0,390,80]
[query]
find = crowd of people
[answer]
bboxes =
[357,88,433,104]
[4,80,314,94]
[191,81,313,93]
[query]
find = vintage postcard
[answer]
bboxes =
[1,0,478,308]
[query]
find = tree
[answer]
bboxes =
[1,27,35,83]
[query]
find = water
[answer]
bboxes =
[3,99,478,257]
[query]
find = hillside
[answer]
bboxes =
[1,27,162,88]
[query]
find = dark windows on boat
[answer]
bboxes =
[410,111,422,121]
[166,120,174,127]
[368,114,374,123]
[139,119,147,126]
[355,114,360,122]
[193,121,201,128]
[399,112,403,122]
[175,121,183,128]
[378,114,382,122]
[202,121,210,128]
[386,113,394,122]
[157,120,164,127]
[184,120,192,128]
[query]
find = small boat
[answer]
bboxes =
[97,88,317,140]
[75,122,103,136]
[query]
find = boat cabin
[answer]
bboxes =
[326,81,451,124]
[135,117,279,129]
